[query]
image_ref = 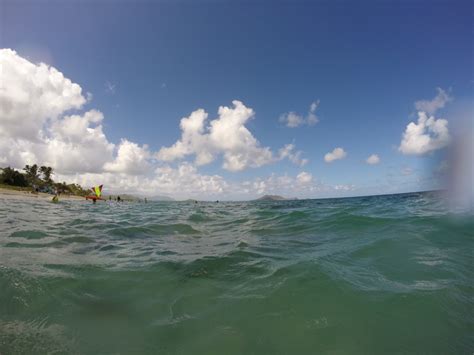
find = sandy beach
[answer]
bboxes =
[0,187,85,201]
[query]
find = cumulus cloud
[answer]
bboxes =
[279,100,320,128]
[46,110,115,173]
[366,154,380,165]
[0,48,87,141]
[415,88,452,115]
[57,162,228,199]
[155,108,211,164]
[399,111,450,155]
[104,139,151,175]
[157,100,299,171]
[296,171,313,184]
[1,48,316,199]
[0,49,121,174]
[324,147,347,163]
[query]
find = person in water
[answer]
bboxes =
[117,196,121,202]
[51,194,59,203]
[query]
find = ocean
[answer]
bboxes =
[0,191,472,354]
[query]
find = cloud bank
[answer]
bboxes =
[1,48,327,199]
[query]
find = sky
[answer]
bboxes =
[0,0,472,200]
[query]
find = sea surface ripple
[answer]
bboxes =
[0,192,472,354]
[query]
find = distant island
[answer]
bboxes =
[254,195,298,201]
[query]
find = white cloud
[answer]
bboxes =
[0,48,86,141]
[156,108,211,164]
[57,162,229,199]
[58,168,354,200]
[157,101,279,172]
[307,100,320,125]
[415,88,452,115]
[399,111,450,155]
[0,49,117,174]
[309,101,318,113]
[0,49,345,199]
[278,144,308,167]
[104,139,151,175]
[334,184,355,191]
[280,112,304,128]
[366,154,380,165]
[280,100,320,128]
[296,171,313,184]
[46,110,115,173]
[324,147,347,163]
[210,101,274,171]
[243,172,356,199]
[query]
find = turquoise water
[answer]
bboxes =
[0,192,472,354]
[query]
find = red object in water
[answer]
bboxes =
[85,196,105,201]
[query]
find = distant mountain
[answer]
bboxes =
[255,195,297,201]
[149,195,174,201]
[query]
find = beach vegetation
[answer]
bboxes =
[0,165,90,196]
[23,164,40,185]
[40,166,54,185]
[0,167,29,187]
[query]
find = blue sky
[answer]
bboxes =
[1,0,472,199]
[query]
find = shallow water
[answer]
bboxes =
[0,192,472,354]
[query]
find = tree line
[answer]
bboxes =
[0,164,90,196]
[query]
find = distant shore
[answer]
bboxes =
[0,187,85,201]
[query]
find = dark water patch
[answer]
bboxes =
[98,244,117,251]
[8,230,48,240]
[155,250,178,256]
[4,240,66,249]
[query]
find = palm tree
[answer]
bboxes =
[23,164,39,185]
[40,166,53,185]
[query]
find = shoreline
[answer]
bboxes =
[0,187,85,201]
